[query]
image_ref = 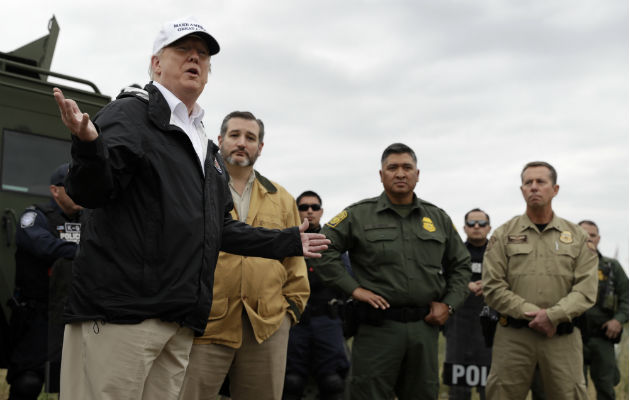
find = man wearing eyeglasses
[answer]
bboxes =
[283,191,350,400]
[179,111,310,400]
[312,143,471,400]
[482,161,598,400]
[443,209,492,400]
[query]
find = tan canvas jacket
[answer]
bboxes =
[194,172,309,347]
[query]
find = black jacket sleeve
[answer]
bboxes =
[65,100,144,208]
[219,214,303,260]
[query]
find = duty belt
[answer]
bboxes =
[383,305,431,322]
[358,303,430,324]
[499,316,575,335]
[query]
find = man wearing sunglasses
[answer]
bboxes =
[179,111,310,400]
[482,161,598,400]
[312,143,471,400]
[283,191,350,400]
[443,209,492,400]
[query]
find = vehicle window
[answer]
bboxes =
[1,130,71,197]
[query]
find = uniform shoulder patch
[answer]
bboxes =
[20,211,38,228]
[326,210,348,228]
[486,235,497,251]
[422,217,436,232]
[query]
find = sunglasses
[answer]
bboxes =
[298,203,321,212]
[466,220,489,228]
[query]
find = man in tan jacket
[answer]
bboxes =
[179,111,310,400]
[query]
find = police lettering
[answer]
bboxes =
[443,363,488,387]
[59,222,81,243]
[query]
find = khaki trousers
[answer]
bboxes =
[486,325,588,400]
[60,319,193,400]
[179,314,290,400]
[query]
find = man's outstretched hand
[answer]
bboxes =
[53,87,99,142]
[299,218,330,258]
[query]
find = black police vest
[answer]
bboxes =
[14,203,81,303]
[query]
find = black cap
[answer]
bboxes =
[50,163,69,187]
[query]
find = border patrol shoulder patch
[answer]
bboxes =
[326,210,348,228]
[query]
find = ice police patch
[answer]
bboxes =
[20,211,37,228]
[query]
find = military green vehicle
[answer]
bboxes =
[0,16,110,365]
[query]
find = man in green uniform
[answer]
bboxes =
[578,220,628,400]
[482,161,598,400]
[312,143,471,400]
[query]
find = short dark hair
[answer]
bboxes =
[220,111,265,142]
[296,190,322,206]
[578,220,599,232]
[521,161,557,185]
[381,143,417,164]
[464,208,490,224]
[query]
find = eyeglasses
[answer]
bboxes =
[466,220,489,228]
[298,203,321,212]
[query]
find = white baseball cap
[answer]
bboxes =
[152,16,220,56]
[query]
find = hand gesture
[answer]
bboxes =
[53,87,98,141]
[352,287,390,310]
[468,280,484,296]
[424,301,449,326]
[602,319,622,339]
[524,309,556,337]
[298,218,330,258]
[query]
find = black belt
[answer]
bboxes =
[383,306,430,322]
[358,303,430,324]
[500,316,575,335]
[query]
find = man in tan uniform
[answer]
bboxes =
[482,161,598,400]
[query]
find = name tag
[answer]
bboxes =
[471,262,482,274]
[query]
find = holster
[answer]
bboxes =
[479,305,499,347]
[341,299,360,338]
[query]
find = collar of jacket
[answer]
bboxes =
[517,213,565,234]
[375,191,421,213]
[254,170,277,193]
[144,83,183,132]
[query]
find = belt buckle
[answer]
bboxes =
[399,307,409,322]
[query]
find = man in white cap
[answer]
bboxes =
[53,17,329,400]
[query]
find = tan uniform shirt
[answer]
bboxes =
[482,213,598,326]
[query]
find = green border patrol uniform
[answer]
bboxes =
[482,214,598,400]
[312,192,471,400]
[583,252,628,400]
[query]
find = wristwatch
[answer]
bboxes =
[447,304,455,315]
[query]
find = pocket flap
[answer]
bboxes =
[208,297,228,320]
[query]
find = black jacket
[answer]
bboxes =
[65,83,302,335]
